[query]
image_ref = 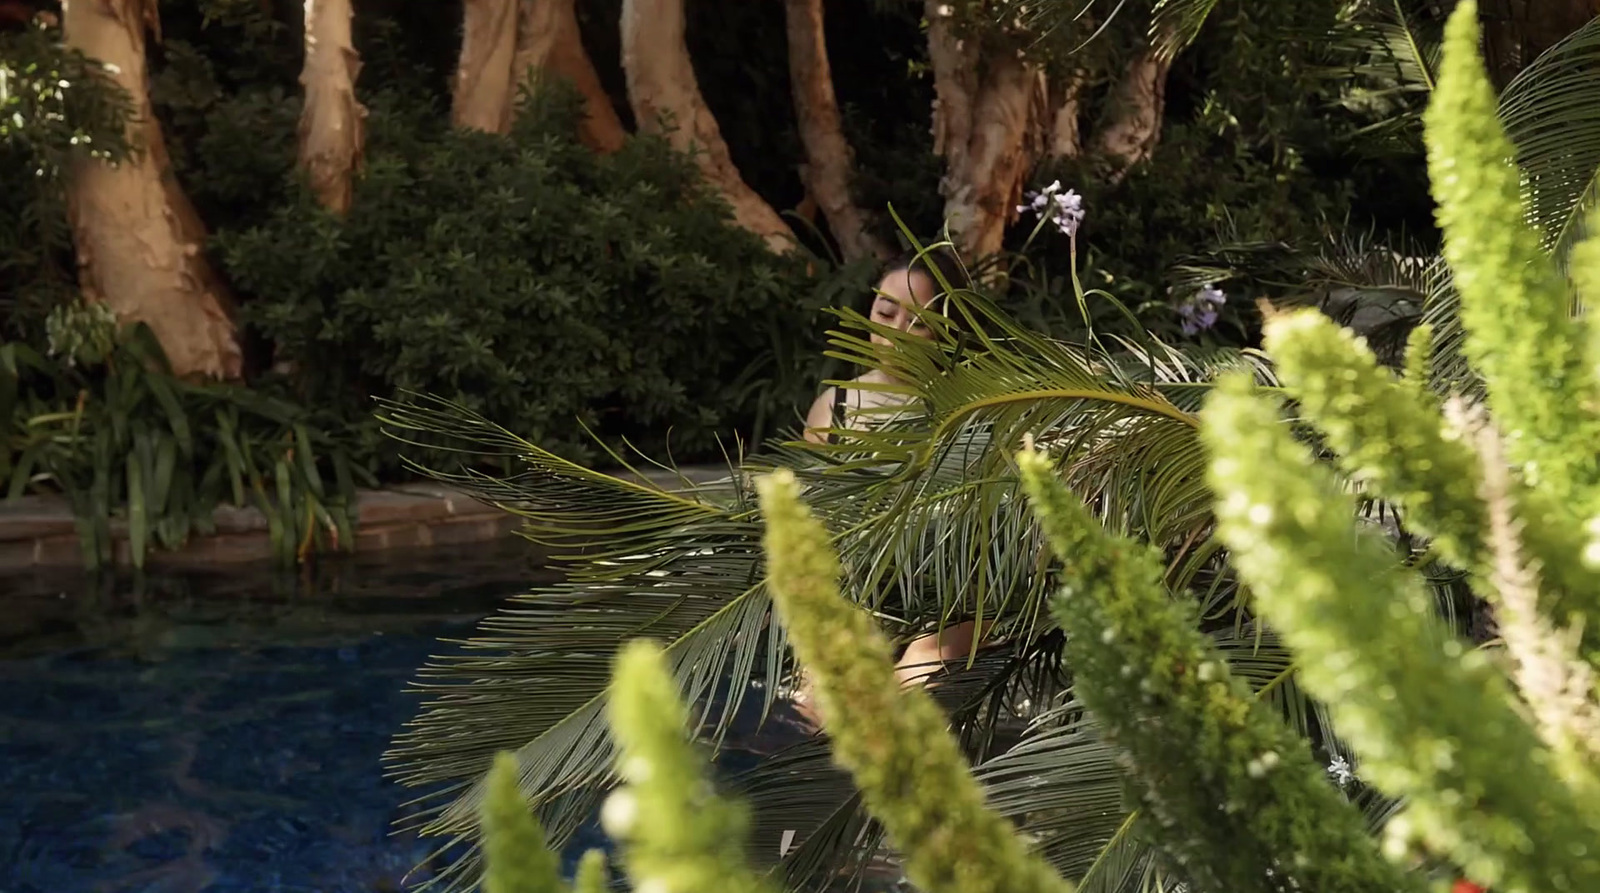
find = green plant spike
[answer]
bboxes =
[481,752,567,893]
[1572,204,1600,405]
[1264,309,1600,641]
[1424,0,1600,516]
[572,850,609,893]
[1402,322,1434,399]
[755,469,1074,893]
[602,639,774,893]
[1201,373,1600,893]
[1014,447,1427,893]
[1266,310,1485,564]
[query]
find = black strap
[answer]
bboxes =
[829,386,848,444]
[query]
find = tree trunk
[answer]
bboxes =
[298,0,366,214]
[62,0,242,380]
[452,0,518,132]
[508,0,626,152]
[784,0,887,263]
[1090,46,1170,184]
[1048,70,1086,160]
[925,0,1048,260]
[1481,0,1600,89]
[621,0,795,253]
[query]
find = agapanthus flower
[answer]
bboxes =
[1016,179,1085,237]
[1177,282,1227,336]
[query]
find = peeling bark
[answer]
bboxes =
[1048,70,1085,160]
[925,1,1047,260]
[452,0,518,132]
[62,0,242,380]
[621,0,794,252]
[1090,47,1170,184]
[784,0,887,262]
[298,0,366,214]
[508,0,626,152]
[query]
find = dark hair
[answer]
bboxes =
[873,248,969,332]
[879,247,970,295]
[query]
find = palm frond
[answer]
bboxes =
[791,295,1285,634]
[1318,0,1444,152]
[381,293,1445,892]
[377,397,784,890]
[1499,16,1600,263]
[733,648,1042,891]
[1148,0,1223,61]
[971,625,1363,893]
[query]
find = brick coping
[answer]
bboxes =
[0,466,734,570]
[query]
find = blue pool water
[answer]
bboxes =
[0,541,639,893]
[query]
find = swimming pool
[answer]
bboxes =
[2,541,594,893]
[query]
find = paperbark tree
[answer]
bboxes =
[1047,69,1086,159]
[297,0,366,215]
[1089,46,1171,183]
[621,0,796,253]
[925,0,1049,260]
[509,0,626,152]
[451,0,518,132]
[61,0,242,380]
[784,0,888,263]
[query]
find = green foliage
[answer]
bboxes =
[0,20,132,341]
[1197,5,1600,890]
[431,8,1600,893]
[1,321,363,570]
[482,753,566,893]
[604,639,777,893]
[1424,4,1600,516]
[1499,15,1600,263]
[220,87,840,467]
[481,754,613,893]
[1205,364,1600,889]
[1015,448,1423,893]
[757,469,1073,893]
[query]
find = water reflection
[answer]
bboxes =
[2,541,576,893]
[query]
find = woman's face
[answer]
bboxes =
[868,267,939,348]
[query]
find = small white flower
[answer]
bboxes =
[1327,755,1356,787]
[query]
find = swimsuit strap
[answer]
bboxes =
[829,386,849,444]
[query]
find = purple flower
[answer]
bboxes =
[1178,283,1227,336]
[1017,180,1085,237]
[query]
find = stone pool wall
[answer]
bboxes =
[0,467,731,571]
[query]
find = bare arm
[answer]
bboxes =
[802,387,837,444]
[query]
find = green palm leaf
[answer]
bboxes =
[1148,0,1223,60]
[378,397,785,885]
[1499,16,1600,263]
[381,297,1449,891]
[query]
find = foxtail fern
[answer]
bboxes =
[756,469,1073,893]
[1015,448,1424,893]
[1425,0,1600,514]
[602,639,776,893]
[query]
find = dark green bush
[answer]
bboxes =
[219,87,851,468]
[0,21,132,343]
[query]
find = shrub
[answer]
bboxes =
[219,87,848,468]
[0,20,132,343]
